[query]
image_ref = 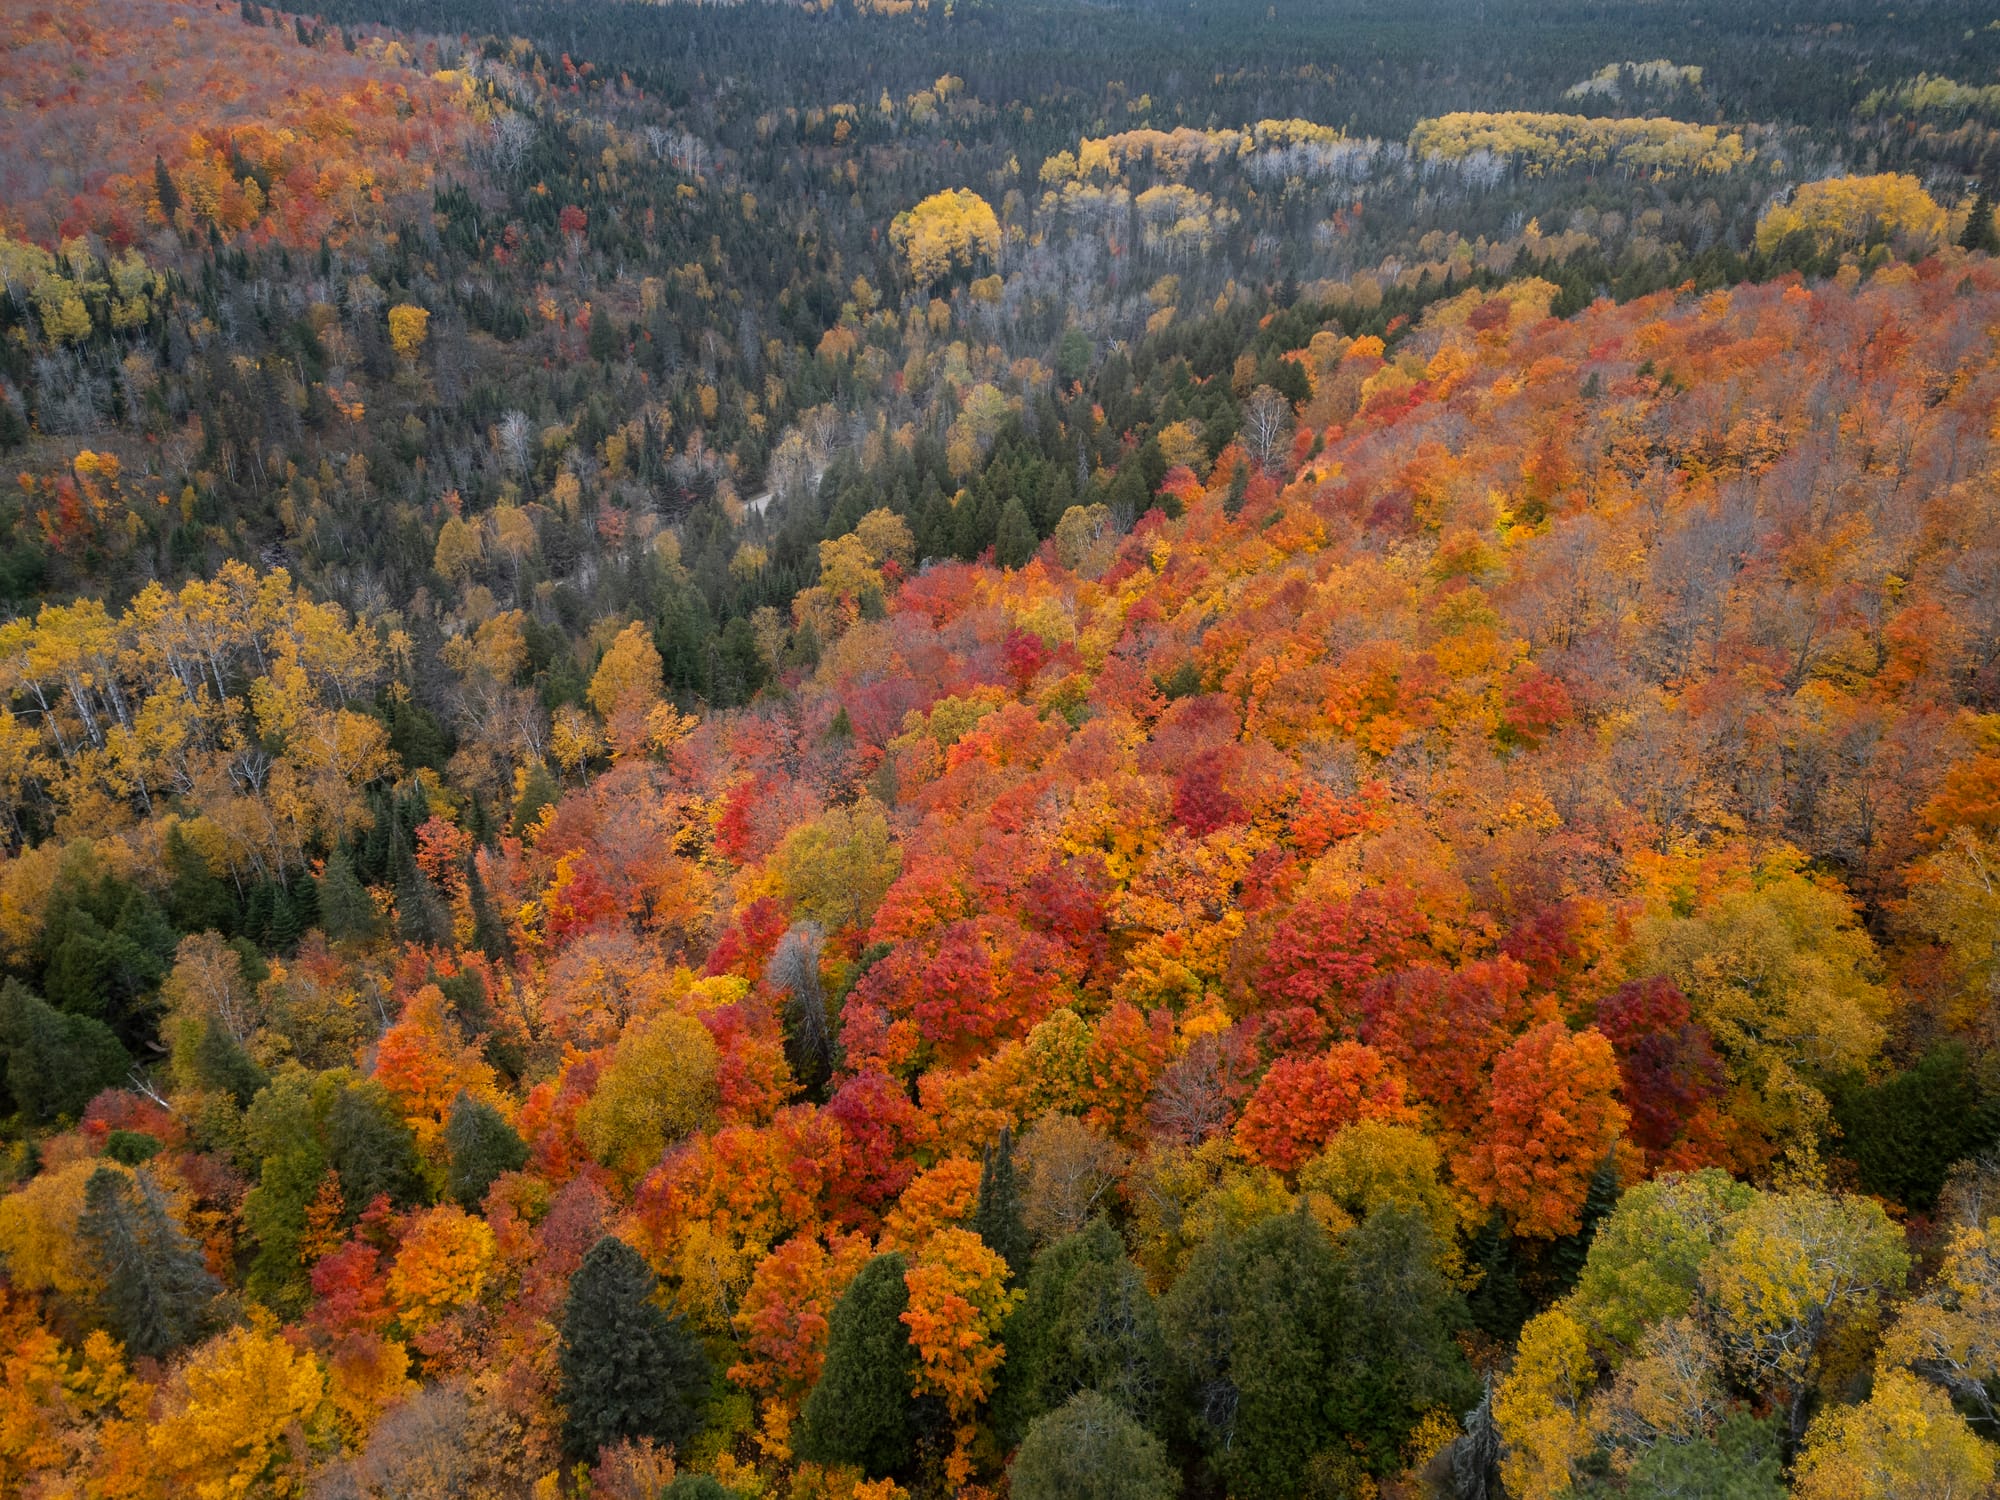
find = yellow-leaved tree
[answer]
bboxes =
[1755,173,1948,258]
[889,189,1000,285]
[576,1008,721,1182]
[900,1227,1020,1487]
[387,1203,498,1334]
[387,304,430,361]
[1492,1305,1596,1500]
[146,1319,327,1498]
[1792,1368,1996,1500]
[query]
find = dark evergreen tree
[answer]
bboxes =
[466,853,512,963]
[153,154,181,228]
[104,1130,162,1165]
[0,397,27,453]
[995,495,1039,568]
[511,761,561,836]
[164,822,236,934]
[184,1017,267,1106]
[1327,1208,1479,1473]
[1960,190,2000,255]
[1009,1390,1179,1500]
[1223,461,1251,518]
[1835,1044,1999,1210]
[662,1478,737,1500]
[973,1126,1031,1282]
[39,870,174,1038]
[393,832,452,948]
[324,1080,425,1212]
[265,884,303,951]
[1465,1216,1530,1342]
[1543,1156,1623,1300]
[79,1166,221,1358]
[445,1091,528,1207]
[795,1252,919,1476]
[316,843,377,944]
[0,979,130,1123]
[1163,1206,1347,1500]
[997,1217,1165,1444]
[466,792,496,849]
[558,1236,711,1460]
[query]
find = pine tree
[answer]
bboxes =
[317,843,376,944]
[1960,190,2000,254]
[1328,1207,1478,1473]
[79,1166,220,1358]
[1224,461,1251,518]
[559,1236,711,1460]
[183,1017,267,1106]
[466,792,495,849]
[1161,1207,1348,1500]
[511,761,560,836]
[153,155,181,228]
[973,1127,1032,1281]
[795,1252,920,1476]
[0,979,130,1123]
[995,496,1039,568]
[266,885,303,952]
[1009,1391,1179,1500]
[392,831,451,949]
[446,1092,528,1207]
[0,396,26,453]
[324,1080,425,1212]
[466,854,511,963]
[164,823,235,934]
[997,1217,1164,1444]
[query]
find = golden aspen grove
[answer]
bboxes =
[1,0,1999,1496]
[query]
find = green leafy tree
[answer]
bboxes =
[1576,1409,1785,1500]
[1700,1189,1911,1444]
[663,1478,737,1500]
[243,1070,423,1310]
[795,1252,919,1476]
[445,1092,527,1208]
[79,1166,221,1358]
[1009,1390,1181,1500]
[1569,1169,1756,1359]
[559,1236,711,1461]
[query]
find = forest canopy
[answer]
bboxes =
[1,0,2000,1496]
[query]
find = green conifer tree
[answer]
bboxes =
[445,1092,528,1207]
[0,979,130,1123]
[795,1252,919,1476]
[317,843,377,945]
[1010,1391,1179,1500]
[973,1126,1032,1282]
[559,1236,711,1460]
[79,1166,221,1358]
[995,495,1039,568]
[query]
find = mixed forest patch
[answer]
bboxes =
[1,0,1999,1496]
